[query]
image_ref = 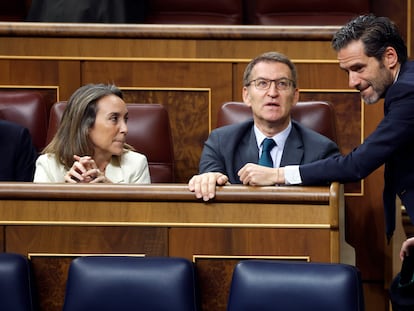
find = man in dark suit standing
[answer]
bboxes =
[188,51,340,201]
[239,15,414,244]
[0,119,37,181]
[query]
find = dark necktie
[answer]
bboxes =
[258,138,276,167]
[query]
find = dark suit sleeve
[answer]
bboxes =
[313,139,340,160]
[299,82,414,185]
[14,127,38,182]
[199,130,227,174]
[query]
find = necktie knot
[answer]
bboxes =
[258,138,276,167]
[262,138,276,152]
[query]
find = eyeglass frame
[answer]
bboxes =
[246,77,296,91]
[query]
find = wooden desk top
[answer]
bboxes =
[0,182,340,228]
[0,182,336,202]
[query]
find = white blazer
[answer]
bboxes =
[33,150,151,184]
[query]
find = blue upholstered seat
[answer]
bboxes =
[62,256,199,311]
[0,253,38,311]
[227,260,364,311]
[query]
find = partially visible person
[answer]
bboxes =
[243,15,414,242]
[400,237,414,260]
[188,51,340,201]
[389,236,414,311]
[34,83,150,184]
[0,119,37,181]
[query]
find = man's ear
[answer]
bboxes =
[293,88,300,103]
[242,87,252,107]
[384,46,399,69]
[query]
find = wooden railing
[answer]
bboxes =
[0,22,339,39]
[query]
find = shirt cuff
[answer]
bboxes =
[283,165,302,185]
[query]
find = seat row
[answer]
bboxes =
[0,90,338,183]
[0,252,365,311]
[6,0,371,26]
[145,0,370,26]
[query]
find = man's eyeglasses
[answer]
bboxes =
[247,78,295,91]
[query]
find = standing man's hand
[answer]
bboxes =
[400,237,414,260]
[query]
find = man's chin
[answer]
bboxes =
[361,93,380,105]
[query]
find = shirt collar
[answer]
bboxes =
[394,68,400,83]
[254,121,292,149]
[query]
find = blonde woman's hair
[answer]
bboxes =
[43,83,133,169]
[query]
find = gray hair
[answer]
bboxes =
[243,51,297,87]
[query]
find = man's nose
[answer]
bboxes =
[267,81,280,95]
[348,72,360,88]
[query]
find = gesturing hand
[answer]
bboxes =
[64,155,107,183]
[238,163,281,185]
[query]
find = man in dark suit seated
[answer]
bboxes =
[0,120,37,181]
[188,51,340,201]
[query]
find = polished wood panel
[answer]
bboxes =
[7,226,168,255]
[0,182,343,311]
[0,183,338,226]
[11,225,166,311]
[123,88,211,182]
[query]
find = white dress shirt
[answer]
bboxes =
[254,122,292,168]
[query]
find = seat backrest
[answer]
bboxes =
[0,1,29,22]
[246,0,370,25]
[0,253,39,311]
[0,90,48,152]
[45,101,66,145]
[46,102,175,183]
[145,0,243,24]
[62,256,198,311]
[217,101,337,143]
[227,260,364,311]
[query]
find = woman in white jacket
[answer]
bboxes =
[34,83,150,184]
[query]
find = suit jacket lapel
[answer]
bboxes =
[280,124,304,166]
[234,126,258,168]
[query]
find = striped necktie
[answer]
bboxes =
[258,138,276,167]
